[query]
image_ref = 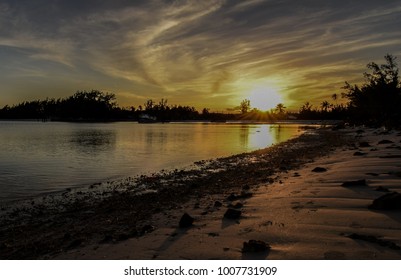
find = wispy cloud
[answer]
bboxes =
[1,0,401,109]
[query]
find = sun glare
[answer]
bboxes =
[248,86,283,111]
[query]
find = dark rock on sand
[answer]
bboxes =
[359,141,371,147]
[375,186,390,192]
[341,179,367,187]
[353,151,367,156]
[347,233,400,250]
[242,240,270,253]
[179,213,194,228]
[227,191,253,201]
[141,225,155,234]
[228,202,244,209]
[378,140,394,144]
[214,201,223,208]
[224,208,242,219]
[312,167,327,173]
[379,155,401,158]
[368,192,401,210]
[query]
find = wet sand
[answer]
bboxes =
[2,126,401,259]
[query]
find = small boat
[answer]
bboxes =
[138,113,158,123]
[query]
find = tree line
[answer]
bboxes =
[1,54,400,126]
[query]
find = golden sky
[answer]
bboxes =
[1,0,401,111]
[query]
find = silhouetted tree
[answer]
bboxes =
[275,103,286,114]
[240,99,251,114]
[343,54,401,126]
[320,100,330,112]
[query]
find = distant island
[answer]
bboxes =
[1,54,400,127]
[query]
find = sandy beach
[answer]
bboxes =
[1,126,401,260]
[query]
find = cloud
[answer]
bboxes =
[1,0,401,109]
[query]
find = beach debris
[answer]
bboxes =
[293,172,301,177]
[346,233,400,250]
[353,151,367,156]
[312,167,327,173]
[224,208,242,219]
[378,140,394,144]
[208,232,219,237]
[341,179,367,187]
[375,186,390,192]
[179,213,194,228]
[359,141,371,147]
[242,240,270,253]
[368,192,401,210]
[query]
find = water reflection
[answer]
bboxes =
[0,122,306,202]
[239,125,250,147]
[69,129,116,154]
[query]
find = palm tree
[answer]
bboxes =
[275,103,286,114]
[321,100,330,112]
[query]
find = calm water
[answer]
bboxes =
[0,121,305,202]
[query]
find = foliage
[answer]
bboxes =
[0,90,124,121]
[343,54,401,126]
[240,99,251,114]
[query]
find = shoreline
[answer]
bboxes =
[1,127,347,259]
[59,126,401,260]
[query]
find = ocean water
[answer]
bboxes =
[0,121,306,202]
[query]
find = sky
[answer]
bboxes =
[1,0,401,111]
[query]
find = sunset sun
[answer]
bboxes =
[248,86,283,111]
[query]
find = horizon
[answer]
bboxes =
[1,0,401,111]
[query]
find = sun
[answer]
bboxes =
[248,86,283,111]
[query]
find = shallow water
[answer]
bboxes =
[0,121,306,202]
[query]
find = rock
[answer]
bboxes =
[242,240,270,253]
[359,141,370,147]
[375,186,390,192]
[141,225,155,234]
[378,140,394,144]
[214,201,223,208]
[312,167,327,173]
[227,191,252,201]
[179,213,194,228]
[341,179,367,187]
[347,233,400,250]
[229,202,243,209]
[353,151,367,156]
[368,192,401,210]
[224,208,241,219]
